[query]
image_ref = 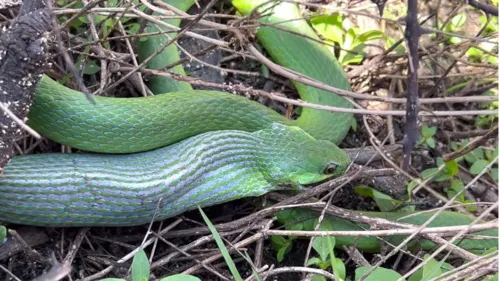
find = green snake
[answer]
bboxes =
[0,0,496,252]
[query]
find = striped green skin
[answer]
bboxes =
[137,0,194,93]
[0,124,350,227]
[277,209,498,252]
[27,1,353,154]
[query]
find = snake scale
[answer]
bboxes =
[0,0,496,251]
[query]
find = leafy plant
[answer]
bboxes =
[451,140,498,181]
[408,254,454,281]
[355,266,405,281]
[354,185,409,212]
[306,225,345,281]
[310,14,385,66]
[443,13,467,44]
[475,89,498,128]
[99,248,201,281]
[417,125,437,149]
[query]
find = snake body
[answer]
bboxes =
[0,0,496,251]
[27,0,353,153]
[0,124,349,226]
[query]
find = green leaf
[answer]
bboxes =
[311,275,327,281]
[355,30,384,45]
[433,172,452,183]
[470,159,490,175]
[0,226,6,244]
[446,179,465,201]
[107,0,118,7]
[407,179,421,194]
[421,255,443,281]
[422,125,437,138]
[351,118,357,131]
[354,185,403,212]
[445,160,459,176]
[312,237,331,261]
[482,273,499,281]
[385,36,405,54]
[451,13,466,28]
[83,60,100,75]
[426,138,436,148]
[449,36,462,44]
[160,274,201,281]
[199,207,243,281]
[355,266,405,281]
[410,255,454,281]
[310,14,344,44]
[307,257,323,266]
[490,167,498,182]
[482,247,498,256]
[131,249,150,281]
[127,23,141,35]
[332,257,346,281]
[421,168,439,180]
[277,246,288,262]
[271,236,288,248]
[463,199,478,212]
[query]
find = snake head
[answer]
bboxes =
[254,123,351,189]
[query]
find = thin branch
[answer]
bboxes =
[466,0,499,16]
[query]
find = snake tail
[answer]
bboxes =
[277,208,498,253]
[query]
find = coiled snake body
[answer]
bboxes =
[0,0,496,252]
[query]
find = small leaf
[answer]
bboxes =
[421,168,439,180]
[271,236,287,248]
[354,185,403,212]
[434,172,452,183]
[446,179,465,201]
[127,23,140,35]
[277,245,288,262]
[463,199,478,212]
[426,138,436,148]
[355,266,405,281]
[470,159,490,175]
[351,118,357,131]
[108,0,118,7]
[355,30,384,45]
[131,249,150,281]
[310,14,344,44]
[482,273,498,281]
[472,147,485,160]
[311,275,327,281]
[83,60,100,75]
[421,255,443,281]
[422,125,437,138]
[451,13,466,28]
[160,274,201,281]
[489,167,498,182]
[445,160,459,176]
[306,257,323,266]
[333,258,346,281]
[312,237,330,261]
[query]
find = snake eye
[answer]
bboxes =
[323,163,338,174]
